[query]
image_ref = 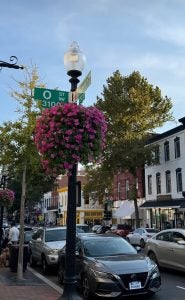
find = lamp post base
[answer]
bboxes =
[58,284,82,300]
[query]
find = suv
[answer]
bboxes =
[29,226,67,273]
[111,224,132,238]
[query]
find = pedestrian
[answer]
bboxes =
[8,221,19,245]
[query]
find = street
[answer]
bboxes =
[31,265,185,299]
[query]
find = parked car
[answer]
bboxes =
[127,228,159,248]
[76,224,91,233]
[58,234,161,299]
[111,223,132,238]
[29,226,67,273]
[92,224,101,233]
[146,228,185,272]
[96,225,111,234]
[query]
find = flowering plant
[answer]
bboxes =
[34,103,107,175]
[0,189,14,206]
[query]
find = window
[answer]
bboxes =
[176,168,183,192]
[156,173,161,194]
[164,141,170,161]
[148,175,152,195]
[174,137,180,158]
[125,179,129,199]
[165,170,171,193]
[172,232,185,243]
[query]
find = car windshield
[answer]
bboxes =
[83,237,137,257]
[146,229,159,233]
[45,229,66,242]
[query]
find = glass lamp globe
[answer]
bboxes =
[64,41,86,73]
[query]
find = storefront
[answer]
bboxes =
[140,199,185,230]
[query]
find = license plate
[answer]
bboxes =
[129,281,142,290]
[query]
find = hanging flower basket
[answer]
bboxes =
[34,103,107,175]
[0,189,14,206]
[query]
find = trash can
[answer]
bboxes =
[9,244,28,272]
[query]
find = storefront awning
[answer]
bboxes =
[140,199,185,209]
[114,200,135,218]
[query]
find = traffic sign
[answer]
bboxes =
[34,87,85,108]
[34,88,69,102]
[77,71,91,93]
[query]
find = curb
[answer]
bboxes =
[27,266,63,294]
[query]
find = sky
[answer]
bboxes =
[1,0,185,133]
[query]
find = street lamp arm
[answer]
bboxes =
[0,56,24,70]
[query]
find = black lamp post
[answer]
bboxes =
[59,42,86,300]
[0,56,24,70]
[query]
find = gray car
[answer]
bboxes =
[29,226,67,273]
[146,228,185,272]
[58,234,161,299]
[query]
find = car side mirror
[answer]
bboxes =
[135,246,141,252]
[36,237,42,242]
[177,240,185,245]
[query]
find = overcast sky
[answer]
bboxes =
[1,0,185,132]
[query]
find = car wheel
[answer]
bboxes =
[82,274,92,300]
[29,252,36,267]
[140,239,145,248]
[42,256,49,274]
[148,251,158,266]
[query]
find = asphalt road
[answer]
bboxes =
[31,265,185,300]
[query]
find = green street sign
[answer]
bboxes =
[34,88,69,108]
[78,93,85,104]
[77,71,91,93]
[34,88,85,108]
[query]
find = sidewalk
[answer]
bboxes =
[0,266,62,300]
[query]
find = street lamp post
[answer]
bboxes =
[0,56,24,70]
[60,42,86,300]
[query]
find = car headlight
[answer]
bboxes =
[47,249,58,255]
[150,264,160,279]
[90,269,115,280]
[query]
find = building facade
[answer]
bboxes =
[141,117,185,229]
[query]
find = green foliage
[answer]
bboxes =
[0,66,53,211]
[84,70,174,208]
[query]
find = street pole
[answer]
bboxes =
[59,42,86,300]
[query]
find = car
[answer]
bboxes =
[58,234,161,299]
[24,230,36,245]
[146,228,185,272]
[76,224,91,233]
[127,228,159,248]
[96,225,111,234]
[92,224,101,233]
[29,226,67,273]
[111,223,132,238]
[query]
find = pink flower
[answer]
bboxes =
[34,103,107,176]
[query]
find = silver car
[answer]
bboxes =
[146,228,185,272]
[29,226,67,273]
[127,228,159,248]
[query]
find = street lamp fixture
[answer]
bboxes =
[60,42,86,300]
[0,56,24,70]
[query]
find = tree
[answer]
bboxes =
[0,66,53,279]
[91,70,173,227]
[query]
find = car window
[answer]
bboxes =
[146,229,159,233]
[156,232,172,242]
[172,232,185,243]
[45,228,66,242]
[83,238,136,257]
